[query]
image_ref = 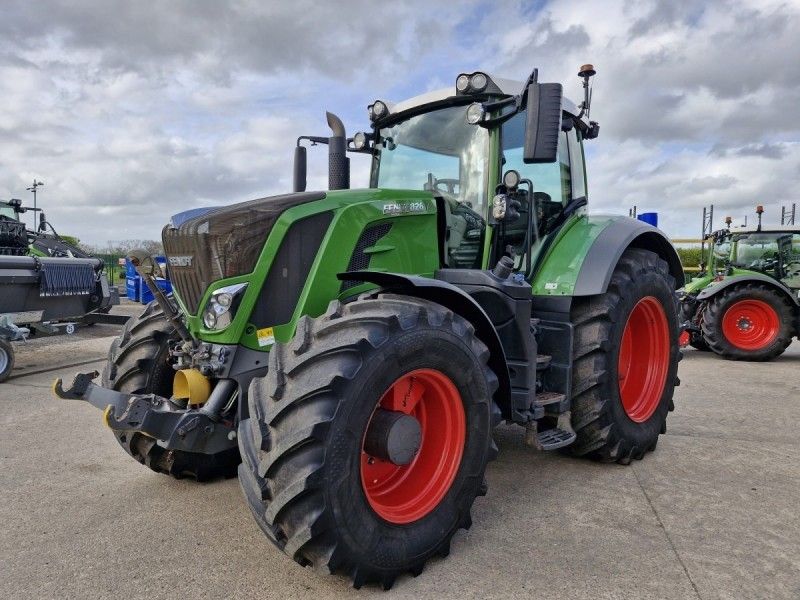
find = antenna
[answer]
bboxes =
[577,64,596,119]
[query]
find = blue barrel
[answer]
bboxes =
[139,278,173,304]
[637,212,658,227]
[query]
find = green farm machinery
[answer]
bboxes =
[680,206,800,360]
[56,65,684,588]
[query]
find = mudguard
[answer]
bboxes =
[572,218,684,296]
[337,270,511,413]
[531,215,684,298]
[696,273,800,306]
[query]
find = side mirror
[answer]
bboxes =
[293,145,307,193]
[523,82,563,164]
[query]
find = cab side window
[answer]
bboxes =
[781,234,800,289]
[567,128,586,200]
[501,112,571,206]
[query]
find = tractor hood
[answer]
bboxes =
[162,191,326,313]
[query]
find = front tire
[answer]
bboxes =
[102,300,240,481]
[570,248,680,463]
[238,295,499,589]
[701,283,794,361]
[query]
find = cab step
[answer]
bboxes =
[536,354,551,370]
[535,427,576,450]
[524,412,576,451]
[534,390,564,407]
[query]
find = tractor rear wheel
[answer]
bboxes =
[102,300,240,481]
[237,295,500,589]
[570,248,680,463]
[701,284,793,361]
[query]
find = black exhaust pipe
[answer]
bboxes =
[326,111,349,190]
[293,145,307,192]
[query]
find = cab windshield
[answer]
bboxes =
[373,104,490,215]
[729,232,782,271]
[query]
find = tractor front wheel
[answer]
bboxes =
[102,300,240,481]
[701,284,794,361]
[237,295,500,589]
[570,248,680,463]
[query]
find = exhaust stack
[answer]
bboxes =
[326,112,349,190]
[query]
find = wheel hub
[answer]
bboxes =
[363,409,422,466]
[360,368,466,524]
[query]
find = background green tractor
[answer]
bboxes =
[56,64,684,589]
[680,207,800,360]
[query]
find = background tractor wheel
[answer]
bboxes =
[102,300,240,481]
[569,248,680,464]
[0,338,14,382]
[238,295,500,589]
[701,284,794,361]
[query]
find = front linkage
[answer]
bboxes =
[53,370,237,456]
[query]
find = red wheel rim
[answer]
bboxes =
[618,296,671,423]
[361,369,465,524]
[721,299,780,350]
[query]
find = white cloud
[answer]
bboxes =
[0,0,798,245]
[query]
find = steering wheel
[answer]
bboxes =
[433,178,460,196]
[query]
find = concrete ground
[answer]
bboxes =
[0,313,798,599]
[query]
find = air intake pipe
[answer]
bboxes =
[326,111,349,190]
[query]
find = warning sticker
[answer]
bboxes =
[256,327,275,347]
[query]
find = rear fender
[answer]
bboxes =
[696,274,800,306]
[573,219,684,296]
[337,271,512,418]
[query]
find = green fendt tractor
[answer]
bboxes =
[681,208,800,360]
[56,65,684,589]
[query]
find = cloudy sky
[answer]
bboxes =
[1,0,798,245]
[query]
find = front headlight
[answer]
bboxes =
[202,282,248,330]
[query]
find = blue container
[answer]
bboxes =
[125,276,140,301]
[125,257,170,303]
[139,278,173,304]
[637,212,658,227]
[126,256,167,277]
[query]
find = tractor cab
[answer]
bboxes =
[706,226,800,290]
[352,70,596,276]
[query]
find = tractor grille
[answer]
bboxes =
[340,222,393,292]
[38,260,97,296]
[162,191,326,314]
[250,211,334,328]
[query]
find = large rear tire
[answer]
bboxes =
[701,284,794,361]
[237,295,500,589]
[102,300,240,481]
[570,248,680,463]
